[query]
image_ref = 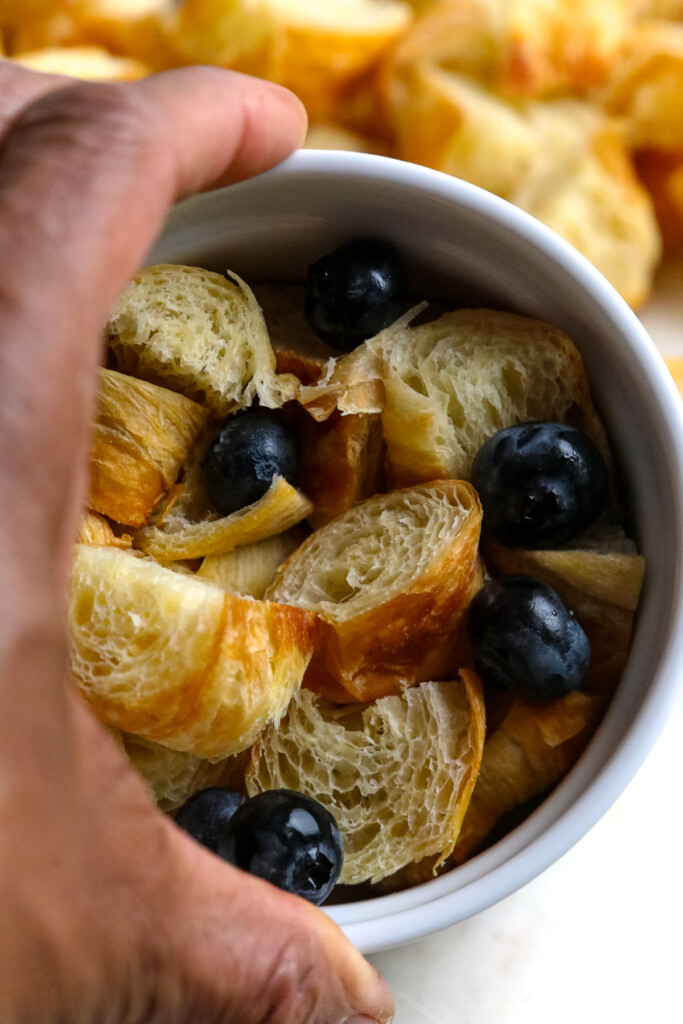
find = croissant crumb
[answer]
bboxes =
[247,671,486,885]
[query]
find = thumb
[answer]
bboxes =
[160,828,394,1024]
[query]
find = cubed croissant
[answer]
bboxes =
[68,545,320,760]
[288,405,385,528]
[255,0,413,122]
[364,308,610,489]
[253,282,386,526]
[386,64,660,305]
[601,21,683,150]
[453,691,604,863]
[197,529,306,599]
[122,734,238,814]
[107,265,298,417]
[78,510,131,549]
[386,0,629,99]
[89,368,208,528]
[247,672,486,885]
[267,480,483,702]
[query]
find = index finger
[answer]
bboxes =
[0,61,76,133]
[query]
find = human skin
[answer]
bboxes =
[0,62,394,1024]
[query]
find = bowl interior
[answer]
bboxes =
[148,151,683,952]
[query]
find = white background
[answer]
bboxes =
[368,259,683,1024]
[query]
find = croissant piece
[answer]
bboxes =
[70,2,177,72]
[517,105,660,311]
[123,734,235,813]
[247,672,486,885]
[197,529,306,599]
[602,21,683,150]
[386,0,629,99]
[89,368,208,529]
[286,404,385,528]
[636,0,683,15]
[134,474,313,562]
[482,534,645,693]
[267,480,483,702]
[297,340,385,422]
[68,545,320,759]
[387,64,660,306]
[362,307,608,488]
[78,510,132,549]
[257,0,413,122]
[107,264,298,417]
[453,691,604,863]
[167,0,276,72]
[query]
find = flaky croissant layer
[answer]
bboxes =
[268,479,484,702]
[69,545,320,760]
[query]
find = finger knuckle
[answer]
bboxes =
[15,80,157,173]
[257,929,329,1024]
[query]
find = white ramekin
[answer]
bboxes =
[148,150,683,954]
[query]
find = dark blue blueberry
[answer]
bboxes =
[217,790,344,906]
[305,238,408,351]
[471,422,608,548]
[202,409,298,516]
[468,575,590,701]
[174,788,246,853]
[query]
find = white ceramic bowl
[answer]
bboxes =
[148,150,683,954]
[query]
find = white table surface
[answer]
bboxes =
[368,258,683,1024]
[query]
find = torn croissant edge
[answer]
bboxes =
[108,265,300,417]
[451,690,606,866]
[122,734,249,815]
[247,670,486,887]
[133,475,313,561]
[89,368,209,529]
[197,529,307,599]
[255,281,387,526]
[371,689,605,896]
[78,510,132,549]
[296,303,428,421]
[285,403,385,529]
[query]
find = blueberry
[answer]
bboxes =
[471,422,608,548]
[217,790,344,905]
[305,238,409,351]
[468,575,590,701]
[202,409,298,516]
[174,787,246,853]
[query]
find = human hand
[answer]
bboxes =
[0,62,393,1024]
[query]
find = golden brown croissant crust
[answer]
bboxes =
[267,479,483,702]
[69,545,320,760]
[89,368,208,528]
